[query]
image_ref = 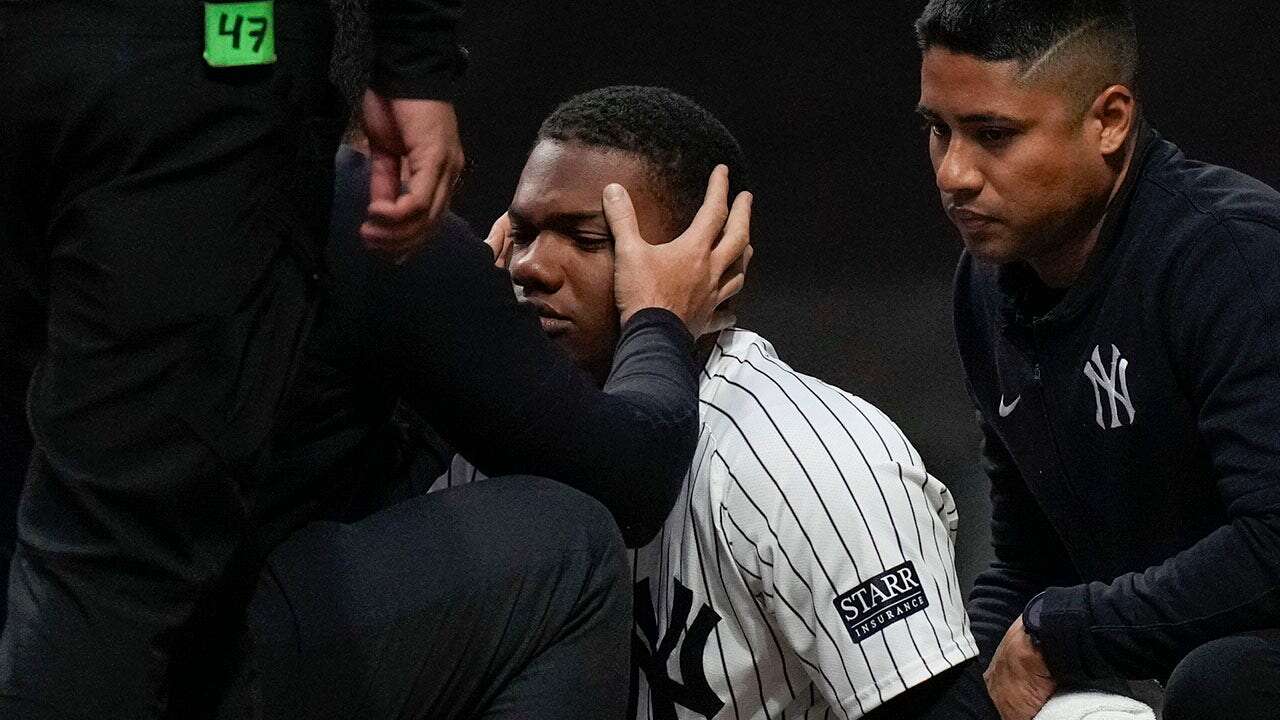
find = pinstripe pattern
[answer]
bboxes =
[428,329,976,718]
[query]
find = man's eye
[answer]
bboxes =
[977,127,1015,145]
[509,230,535,246]
[922,121,950,139]
[574,235,612,251]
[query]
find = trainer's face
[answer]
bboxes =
[918,48,1110,267]
[508,140,672,384]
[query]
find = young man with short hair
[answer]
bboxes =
[436,85,979,719]
[916,1,1280,718]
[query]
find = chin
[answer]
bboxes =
[960,230,1019,267]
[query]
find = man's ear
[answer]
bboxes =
[1090,84,1136,157]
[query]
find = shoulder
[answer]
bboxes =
[703,331,923,514]
[1134,136,1280,268]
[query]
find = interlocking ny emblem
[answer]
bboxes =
[1083,344,1135,429]
[629,577,725,720]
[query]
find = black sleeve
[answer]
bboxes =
[1035,218,1280,680]
[967,416,1079,664]
[368,0,465,99]
[325,148,699,546]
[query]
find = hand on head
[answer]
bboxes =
[359,90,466,261]
[603,164,753,336]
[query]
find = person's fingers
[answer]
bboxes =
[602,183,643,249]
[367,148,401,209]
[359,221,416,250]
[680,164,731,245]
[423,155,461,235]
[711,191,753,268]
[705,311,738,335]
[483,217,503,257]
[371,154,443,225]
[718,242,752,284]
[716,272,745,306]
[485,213,512,267]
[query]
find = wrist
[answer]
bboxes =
[1021,591,1047,649]
[620,300,683,328]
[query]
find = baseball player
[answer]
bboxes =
[430,86,980,719]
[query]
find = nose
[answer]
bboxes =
[935,138,983,203]
[509,233,564,295]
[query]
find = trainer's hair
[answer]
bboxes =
[537,86,750,229]
[915,0,1138,111]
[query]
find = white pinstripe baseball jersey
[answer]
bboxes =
[430,328,977,719]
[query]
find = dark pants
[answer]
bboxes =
[1162,632,1280,720]
[0,1,344,717]
[250,476,632,719]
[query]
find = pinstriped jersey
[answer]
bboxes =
[430,328,977,719]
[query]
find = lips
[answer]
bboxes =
[948,207,999,233]
[520,299,572,335]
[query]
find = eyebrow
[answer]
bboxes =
[915,104,1024,125]
[507,207,604,227]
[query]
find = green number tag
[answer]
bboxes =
[204,1,276,67]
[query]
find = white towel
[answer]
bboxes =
[1033,689,1157,720]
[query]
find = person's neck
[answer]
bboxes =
[1028,138,1138,289]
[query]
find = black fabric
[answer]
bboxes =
[1162,632,1280,719]
[955,119,1280,681]
[250,475,631,719]
[263,147,700,548]
[369,0,466,99]
[0,2,346,718]
[863,659,999,720]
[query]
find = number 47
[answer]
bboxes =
[218,13,269,53]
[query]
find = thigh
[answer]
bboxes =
[1163,631,1280,720]
[251,476,630,720]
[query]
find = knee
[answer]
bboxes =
[491,476,626,562]
[1163,635,1280,720]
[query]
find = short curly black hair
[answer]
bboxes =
[537,86,750,228]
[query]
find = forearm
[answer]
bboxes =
[1036,514,1280,681]
[371,230,698,545]
[969,418,1080,663]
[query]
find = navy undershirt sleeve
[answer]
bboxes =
[326,147,698,546]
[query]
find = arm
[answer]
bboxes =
[1034,219,1280,680]
[361,1,466,255]
[968,418,1079,664]
[326,150,744,546]
[367,224,696,547]
[720,389,974,716]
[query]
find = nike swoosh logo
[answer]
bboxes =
[998,395,1021,418]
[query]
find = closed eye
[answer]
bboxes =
[974,126,1018,146]
[571,233,612,251]
[509,228,537,246]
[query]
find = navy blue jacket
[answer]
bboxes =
[955,120,1280,681]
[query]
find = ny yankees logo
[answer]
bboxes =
[629,577,725,720]
[1083,344,1136,429]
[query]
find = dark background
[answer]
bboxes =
[449,1,1280,593]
